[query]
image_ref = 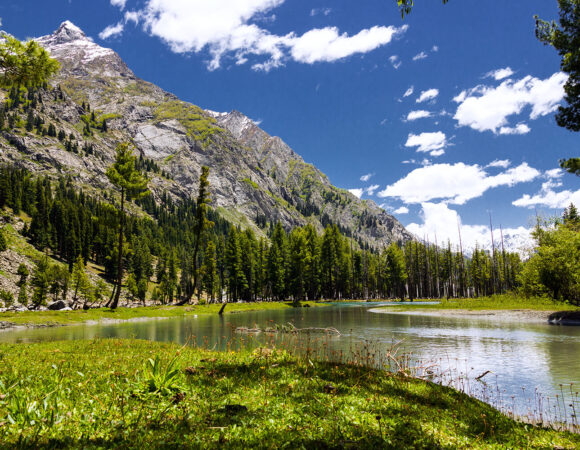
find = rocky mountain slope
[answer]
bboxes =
[1,21,412,248]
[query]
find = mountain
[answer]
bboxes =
[1,21,412,247]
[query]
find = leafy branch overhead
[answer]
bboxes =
[0,33,59,87]
[535,0,580,132]
[396,0,450,18]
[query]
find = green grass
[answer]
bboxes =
[379,293,580,312]
[154,100,223,143]
[0,301,324,327]
[0,339,577,448]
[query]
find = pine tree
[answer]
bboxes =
[31,256,50,308]
[0,227,7,252]
[105,143,149,309]
[202,240,218,302]
[71,255,90,307]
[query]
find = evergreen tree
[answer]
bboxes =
[31,256,50,308]
[202,240,217,302]
[0,227,7,252]
[105,143,149,309]
[71,255,90,307]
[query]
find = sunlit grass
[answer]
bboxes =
[0,339,578,448]
[0,301,325,326]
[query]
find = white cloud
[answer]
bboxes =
[406,110,432,121]
[106,0,407,70]
[125,11,141,24]
[429,149,445,157]
[512,182,580,209]
[485,67,514,81]
[486,159,511,169]
[403,86,414,97]
[366,184,380,196]
[99,21,124,40]
[310,8,332,17]
[389,54,401,69]
[360,173,373,182]
[432,45,439,52]
[110,0,126,10]
[412,51,428,61]
[545,168,564,179]
[453,72,568,133]
[498,123,530,135]
[405,131,447,155]
[393,206,409,214]
[290,26,406,64]
[348,188,364,198]
[416,88,439,103]
[406,202,532,253]
[378,162,540,205]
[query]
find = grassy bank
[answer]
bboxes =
[0,301,323,327]
[379,294,580,312]
[0,339,578,448]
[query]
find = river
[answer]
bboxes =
[1,302,579,427]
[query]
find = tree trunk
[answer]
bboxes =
[111,188,124,310]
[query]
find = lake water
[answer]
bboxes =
[2,302,579,426]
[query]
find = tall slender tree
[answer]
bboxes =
[105,143,149,309]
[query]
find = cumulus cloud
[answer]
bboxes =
[378,162,540,205]
[405,132,447,155]
[290,26,405,64]
[348,188,364,198]
[99,21,124,40]
[498,123,530,135]
[110,0,126,10]
[389,55,402,69]
[485,67,514,81]
[412,51,428,61]
[406,202,532,253]
[512,182,580,209]
[104,0,407,71]
[406,110,432,121]
[360,173,373,182]
[393,206,409,214]
[416,88,439,103]
[486,159,511,169]
[453,72,567,133]
[366,184,379,196]
[403,86,414,97]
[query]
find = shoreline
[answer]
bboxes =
[0,301,324,331]
[368,307,575,324]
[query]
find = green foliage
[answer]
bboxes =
[0,34,60,87]
[520,207,580,305]
[0,289,14,306]
[560,157,580,176]
[0,227,7,251]
[143,355,181,395]
[396,0,449,18]
[154,101,222,142]
[536,0,580,131]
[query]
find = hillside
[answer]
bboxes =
[0,21,411,248]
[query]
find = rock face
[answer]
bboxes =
[0,21,413,248]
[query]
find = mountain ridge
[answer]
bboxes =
[1,21,413,248]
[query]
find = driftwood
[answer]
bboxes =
[235,322,341,336]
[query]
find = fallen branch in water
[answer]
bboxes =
[235,322,341,336]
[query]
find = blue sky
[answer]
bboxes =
[1,0,578,249]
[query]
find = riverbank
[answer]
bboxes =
[0,301,324,330]
[369,294,580,323]
[0,339,577,448]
